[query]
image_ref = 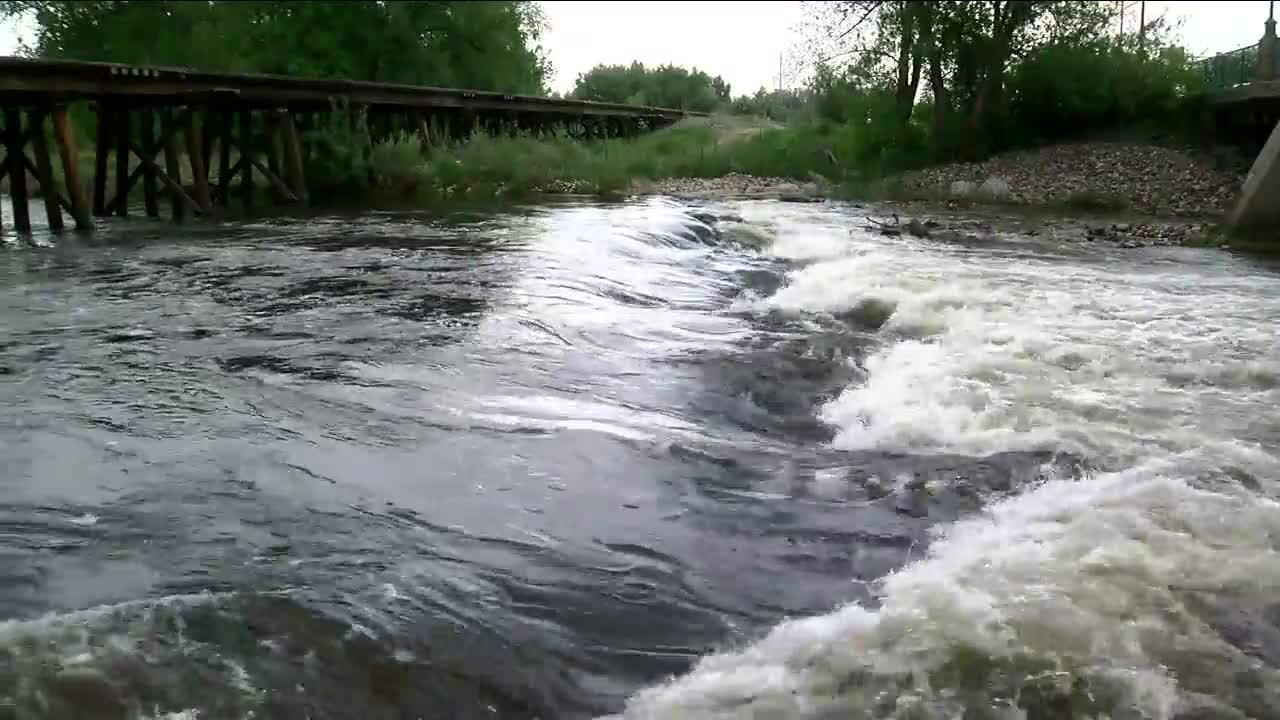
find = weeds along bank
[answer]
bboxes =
[303,115,841,205]
[318,113,1241,229]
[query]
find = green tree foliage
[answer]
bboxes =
[570,62,730,112]
[799,0,1199,165]
[730,88,814,122]
[1,0,551,93]
[1006,38,1203,145]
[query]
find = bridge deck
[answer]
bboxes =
[0,57,696,121]
[1210,80,1280,106]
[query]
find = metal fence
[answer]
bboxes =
[1196,42,1279,90]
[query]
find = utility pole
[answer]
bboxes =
[1138,0,1146,52]
[777,52,783,92]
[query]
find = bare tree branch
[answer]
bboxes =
[833,1,887,41]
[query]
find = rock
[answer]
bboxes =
[1119,239,1145,249]
[779,193,821,203]
[977,176,1012,200]
[834,298,896,331]
[894,487,929,518]
[894,142,1244,218]
[862,476,890,499]
[50,668,128,718]
[1112,223,1131,232]
[903,219,931,237]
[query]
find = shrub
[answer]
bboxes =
[1006,40,1204,147]
[368,133,430,197]
[302,102,372,199]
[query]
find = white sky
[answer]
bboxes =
[540,1,1276,95]
[0,2,1272,96]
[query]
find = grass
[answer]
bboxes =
[332,114,852,205]
[1,111,1248,259]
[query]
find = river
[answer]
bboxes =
[1,198,1279,719]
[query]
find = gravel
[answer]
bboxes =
[898,142,1246,217]
[632,173,825,201]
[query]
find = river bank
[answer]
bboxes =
[625,172,1225,249]
[4,118,1247,253]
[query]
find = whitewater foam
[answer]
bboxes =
[757,222,1280,464]
[0,592,266,719]
[622,206,1280,718]
[625,457,1280,718]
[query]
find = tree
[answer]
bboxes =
[0,1,552,93]
[801,1,1115,154]
[570,62,730,112]
[730,88,814,122]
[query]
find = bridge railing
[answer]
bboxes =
[1197,43,1261,90]
[1195,41,1280,91]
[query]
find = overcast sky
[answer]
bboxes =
[539,1,1274,95]
[0,2,1272,96]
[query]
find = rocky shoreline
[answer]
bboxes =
[623,174,1226,249]
[855,208,1217,249]
[893,142,1246,218]
[631,173,826,202]
[622,140,1247,249]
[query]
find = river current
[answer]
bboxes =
[2,198,1279,719]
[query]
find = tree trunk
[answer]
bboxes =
[922,6,948,143]
[894,2,918,127]
[906,4,924,124]
[966,1,1034,147]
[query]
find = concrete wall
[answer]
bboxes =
[1229,118,1280,235]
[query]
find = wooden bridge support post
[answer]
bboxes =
[185,109,212,212]
[5,107,31,233]
[114,107,130,217]
[264,112,282,204]
[140,108,160,218]
[217,110,231,208]
[162,109,185,221]
[239,109,252,212]
[412,110,429,151]
[29,111,64,233]
[92,104,110,217]
[200,111,216,187]
[278,111,307,202]
[51,108,92,230]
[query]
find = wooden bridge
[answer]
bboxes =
[0,57,698,234]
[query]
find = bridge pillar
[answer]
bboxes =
[5,107,32,233]
[51,109,91,230]
[1229,118,1280,234]
[278,111,307,203]
[1259,15,1278,81]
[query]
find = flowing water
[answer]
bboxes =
[1,197,1279,720]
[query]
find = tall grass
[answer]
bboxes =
[344,118,856,204]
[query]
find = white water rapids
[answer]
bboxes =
[624,203,1280,719]
[4,198,1280,719]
